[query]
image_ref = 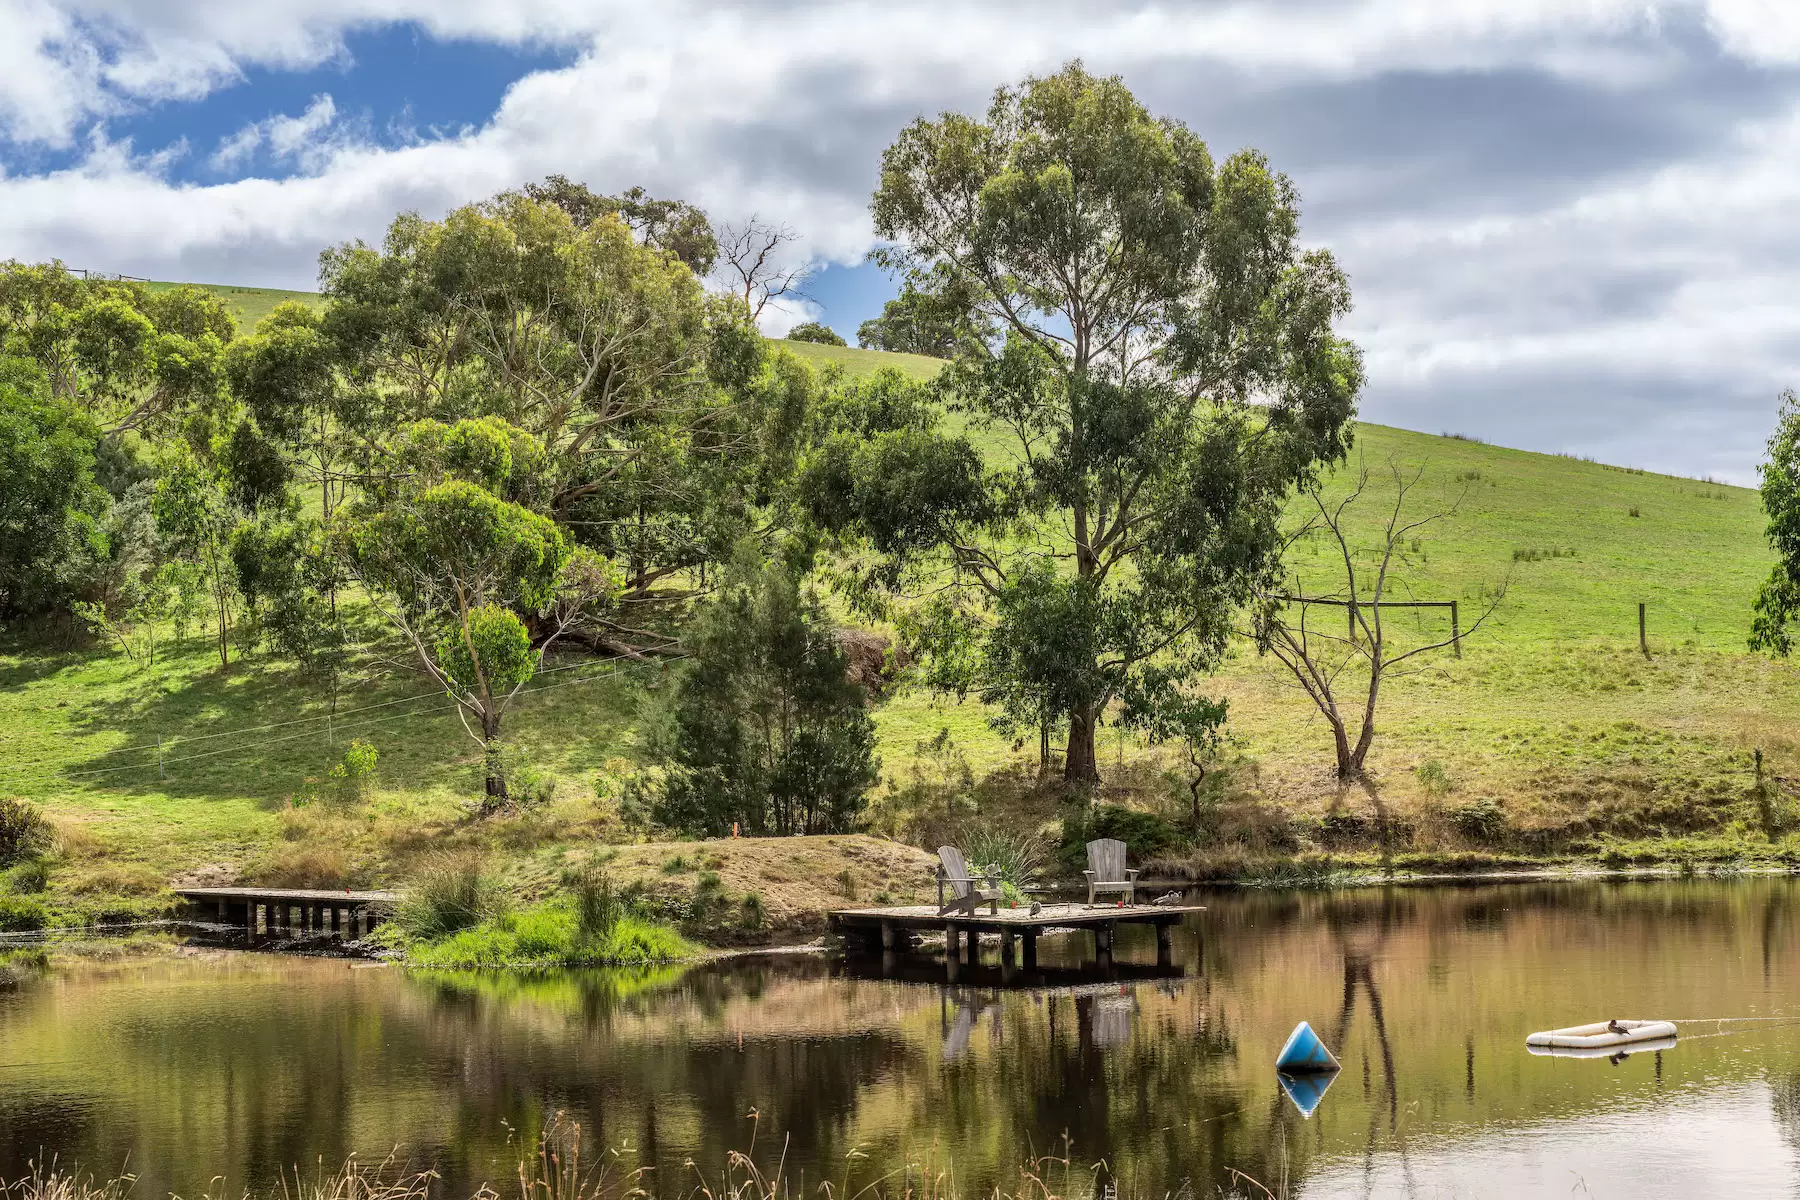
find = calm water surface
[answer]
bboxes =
[5,879,1800,1198]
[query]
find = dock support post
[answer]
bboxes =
[1001,930,1017,983]
[1156,922,1173,969]
[943,924,959,960]
[1095,923,1114,968]
[881,921,897,951]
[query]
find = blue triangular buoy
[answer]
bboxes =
[1275,1021,1341,1073]
[1278,1069,1338,1118]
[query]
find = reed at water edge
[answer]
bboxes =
[0,1114,1278,1200]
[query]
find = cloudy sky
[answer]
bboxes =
[2,1,1798,481]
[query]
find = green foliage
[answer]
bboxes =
[0,357,109,619]
[856,266,990,357]
[328,740,379,803]
[405,903,692,969]
[0,264,234,438]
[151,445,241,665]
[856,62,1362,782]
[958,828,1045,892]
[1415,759,1453,800]
[654,558,880,837]
[5,858,50,894]
[785,322,845,346]
[567,865,622,945]
[1754,389,1800,655]
[393,854,507,940]
[1059,803,1184,868]
[0,797,53,868]
[0,896,47,932]
[522,175,719,274]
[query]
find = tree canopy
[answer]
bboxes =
[817,61,1363,782]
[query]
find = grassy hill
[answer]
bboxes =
[145,280,321,330]
[2,286,1791,929]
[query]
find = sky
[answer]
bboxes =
[2,2,1799,482]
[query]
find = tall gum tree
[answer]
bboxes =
[319,192,788,653]
[853,62,1363,783]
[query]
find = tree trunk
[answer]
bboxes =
[1064,703,1100,784]
[1331,715,1357,780]
[482,717,507,808]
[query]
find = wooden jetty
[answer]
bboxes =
[175,887,399,938]
[829,901,1202,977]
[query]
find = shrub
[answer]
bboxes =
[5,859,49,894]
[959,828,1045,890]
[1449,797,1509,843]
[652,562,878,837]
[0,797,53,869]
[1415,759,1453,801]
[1059,804,1183,869]
[0,896,47,932]
[739,892,765,931]
[327,740,379,803]
[394,854,505,940]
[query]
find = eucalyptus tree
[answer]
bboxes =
[820,62,1363,783]
[335,416,613,806]
[0,263,234,439]
[319,191,789,652]
[1753,389,1800,654]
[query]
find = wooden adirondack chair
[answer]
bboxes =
[937,845,1003,916]
[1084,838,1139,905]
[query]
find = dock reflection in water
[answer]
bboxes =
[3,879,1800,1198]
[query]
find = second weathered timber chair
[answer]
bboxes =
[937,845,1003,916]
[1084,838,1139,905]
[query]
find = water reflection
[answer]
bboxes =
[1,880,1799,1197]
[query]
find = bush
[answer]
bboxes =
[0,797,53,869]
[1449,797,1510,843]
[0,896,47,932]
[959,828,1045,890]
[5,859,49,894]
[327,740,378,803]
[653,561,878,837]
[394,854,506,940]
[1059,803,1183,869]
[1415,759,1452,801]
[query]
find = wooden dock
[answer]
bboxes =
[829,901,1202,975]
[175,887,399,938]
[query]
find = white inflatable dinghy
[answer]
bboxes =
[1528,1034,1676,1059]
[1525,1019,1677,1050]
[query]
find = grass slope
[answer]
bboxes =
[146,281,321,331]
[10,289,1785,922]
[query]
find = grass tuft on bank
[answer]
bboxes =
[400,906,695,970]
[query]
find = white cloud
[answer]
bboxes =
[3,0,1800,474]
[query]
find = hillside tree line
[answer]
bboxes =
[0,63,1362,823]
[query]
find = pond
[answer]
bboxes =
[4,878,1800,1198]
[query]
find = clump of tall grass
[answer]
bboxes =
[567,865,621,946]
[960,827,1046,906]
[403,903,693,971]
[392,854,506,941]
[0,798,53,869]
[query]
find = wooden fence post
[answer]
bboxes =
[1451,601,1461,659]
[1639,602,1649,659]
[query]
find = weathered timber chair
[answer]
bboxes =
[937,845,1003,916]
[1084,838,1139,905]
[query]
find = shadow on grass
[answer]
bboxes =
[29,638,647,811]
